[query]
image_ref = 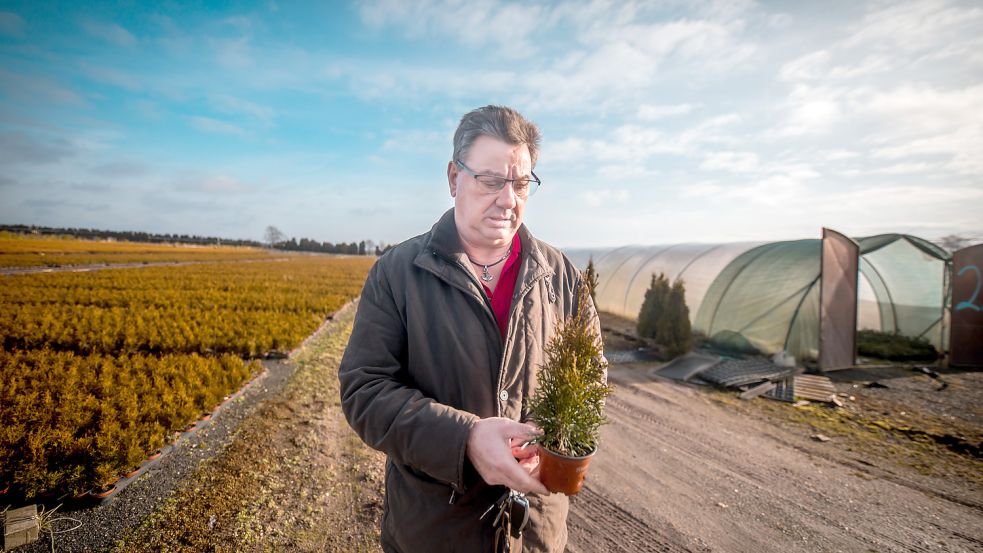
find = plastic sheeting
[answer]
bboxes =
[565,233,949,362]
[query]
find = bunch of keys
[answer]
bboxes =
[479,488,530,552]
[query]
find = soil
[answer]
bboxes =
[566,313,983,552]
[11,308,980,552]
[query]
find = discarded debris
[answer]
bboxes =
[4,504,39,550]
[794,374,838,403]
[915,366,948,390]
[716,502,729,508]
[793,400,811,407]
[771,350,796,368]
[812,433,831,442]
[700,358,798,388]
[739,381,776,400]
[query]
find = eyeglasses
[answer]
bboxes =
[455,159,541,198]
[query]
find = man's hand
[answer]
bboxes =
[467,417,548,495]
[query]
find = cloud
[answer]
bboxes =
[0,11,25,37]
[208,94,274,125]
[24,198,110,212]
[213,37,253,68]
[637,103,697,121]
[579,188,629,208]
[80,62,142,91]
[188,116,248,137]
[355,0,758,113]
[700,151,759,173]
[777,85,845,136]
[174,173,251,194]
[0,131,76,165]
[358,0,544,58]
[844,0,983,54]
[89,161,147,178]
[80,17,136,47]
[0,69,83,105]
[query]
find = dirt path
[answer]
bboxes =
[33,305,979,552]
[566,366,983,552]
[110,301,385,552]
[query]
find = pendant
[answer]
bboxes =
[481,266,493,281]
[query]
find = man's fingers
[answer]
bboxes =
[501,458,548,495]
[505,419,542,440]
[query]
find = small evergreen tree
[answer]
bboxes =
[529,283,614,457]
[584,257,599,304]
[637,273,670,341]
[661,279,692,358]
[637,273,692,358]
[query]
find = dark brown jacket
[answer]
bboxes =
[338,208,602,552]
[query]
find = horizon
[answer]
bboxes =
[1,1,982,249]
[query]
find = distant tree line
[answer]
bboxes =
[263,226,390,256]
[272,237,389,256]
[1,223,390,256]
[1,224,262,247]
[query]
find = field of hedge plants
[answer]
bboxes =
[0,232,279,267]
[0,250,374,500]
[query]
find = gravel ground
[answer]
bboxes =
[5,308,346,553]
[566,365,983,553]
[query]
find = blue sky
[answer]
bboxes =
[1,0,981,248]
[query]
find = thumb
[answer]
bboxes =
[506,419,543,440]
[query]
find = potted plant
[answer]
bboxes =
[528,283,613,495]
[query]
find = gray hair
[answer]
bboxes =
[452,105,542,168]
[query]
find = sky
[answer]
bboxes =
[1,0,981,248]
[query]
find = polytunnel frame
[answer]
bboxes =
[621,243,728,317]
[620,243,685,315]
[856,234,951,348]
[570,232,952,361]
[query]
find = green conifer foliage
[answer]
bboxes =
[584,257,599,304]
[637,273,692,359]
[637,273,670,341]
[529,283,613,457]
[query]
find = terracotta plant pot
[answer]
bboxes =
[146,449,162,462]
[123,467,141,478]
[200,412,212,422]
[537,445,596,496]
[89,483,117,499]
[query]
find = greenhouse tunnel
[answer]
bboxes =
[566,234,950,362]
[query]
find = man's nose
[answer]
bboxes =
[496,181,518,208]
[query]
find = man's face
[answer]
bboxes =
[448,134,532,250]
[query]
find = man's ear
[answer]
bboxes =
[447,160,458,197]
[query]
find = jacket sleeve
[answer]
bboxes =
[338,259,479,493]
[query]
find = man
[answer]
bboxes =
[339,105,601,552]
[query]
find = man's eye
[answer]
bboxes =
[478,176,506,188]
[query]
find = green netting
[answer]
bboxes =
[856,235,949,346]
[694,240,822,360]
[566,233,949,362]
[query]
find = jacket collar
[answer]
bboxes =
[416,208,553,292]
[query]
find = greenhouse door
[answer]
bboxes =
[950,243,983,367]
[819,228,859,371]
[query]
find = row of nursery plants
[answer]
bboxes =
[0,254,374,500]
[1,258,372,357]
[0,349,254,497]
[0,233,279,267]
